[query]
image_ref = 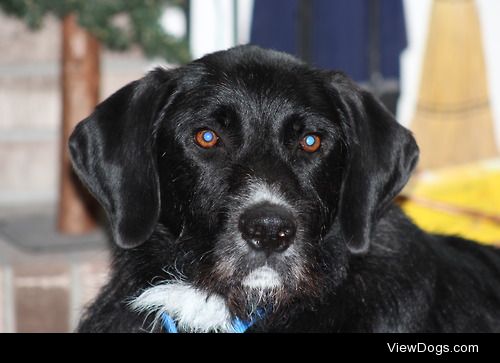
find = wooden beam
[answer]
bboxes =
[58,14,99,234]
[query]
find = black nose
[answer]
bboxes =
[238,204,296,254]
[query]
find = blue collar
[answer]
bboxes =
[161,309,265,333]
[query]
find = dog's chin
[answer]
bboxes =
[242,265,282,290]
[239,266,284,310]
[222,263,310,319]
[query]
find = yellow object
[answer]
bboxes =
[401,159,500,245]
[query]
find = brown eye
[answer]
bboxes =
[195,129,219,148]
[300,134,321,153]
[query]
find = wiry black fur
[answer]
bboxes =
[71,46,500,332]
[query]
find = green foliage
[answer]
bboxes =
[0,0,190,63]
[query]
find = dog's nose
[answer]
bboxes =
[238,204,296,254]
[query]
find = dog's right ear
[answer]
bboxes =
[69,70,171,249]
[325,72,419,254]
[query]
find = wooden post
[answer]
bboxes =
[58,14,100,234]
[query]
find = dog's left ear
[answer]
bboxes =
[69,70,172,249]
[330,75,419,254]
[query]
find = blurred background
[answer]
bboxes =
[0,0,499,332]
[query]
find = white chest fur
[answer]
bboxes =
[129,282,234,333]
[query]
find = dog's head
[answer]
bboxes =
[70,46,418,316]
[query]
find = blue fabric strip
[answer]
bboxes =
[161,312,178,333]
[231,316,254,333]
[161,308,265,333]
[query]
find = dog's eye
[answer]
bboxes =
[195,129,219,148]
[300,134,321,153]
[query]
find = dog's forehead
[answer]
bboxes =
[173,54,334,131]
[199,56,317,101]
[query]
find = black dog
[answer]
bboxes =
[70,46,500,332]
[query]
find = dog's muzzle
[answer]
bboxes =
[238,202,296,255]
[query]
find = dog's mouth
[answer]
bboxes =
[212,217,306,298]
[209,233,311,314]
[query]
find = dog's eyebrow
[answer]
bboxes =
[209,104,240,129]
[285,112,339,133]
